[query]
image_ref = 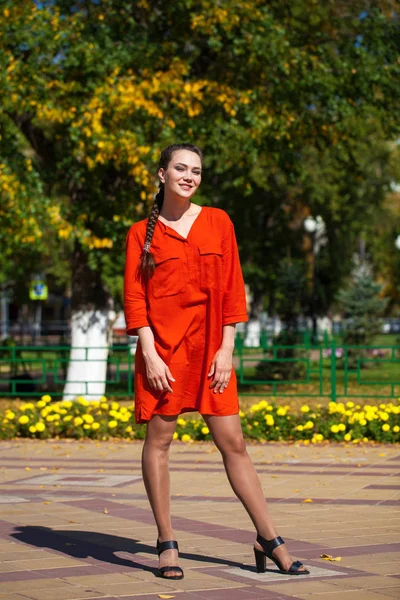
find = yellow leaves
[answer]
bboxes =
[320,554,341,562]
[302,498,313,503]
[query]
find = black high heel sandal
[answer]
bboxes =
[156,539,184,580]
[254,535,309,575]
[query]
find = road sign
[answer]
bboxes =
[29,280,48,301]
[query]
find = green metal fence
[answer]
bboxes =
[0,340,399,401]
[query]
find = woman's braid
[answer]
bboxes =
[139,189,163,280]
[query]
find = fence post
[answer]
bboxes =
[330,338,337,403]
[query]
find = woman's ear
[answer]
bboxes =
[158,168,165,184]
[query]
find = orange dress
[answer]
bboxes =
[124,206,248,423]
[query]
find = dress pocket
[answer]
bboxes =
[198,243,223,290]
[150,250,183,298]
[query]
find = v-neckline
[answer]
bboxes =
[158,206,204,241]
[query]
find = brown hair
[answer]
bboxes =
[139,143,203,280]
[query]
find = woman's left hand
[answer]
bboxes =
[208,347,233,393]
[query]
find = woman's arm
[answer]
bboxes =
[208,324,236,393]
[137,326,175,393]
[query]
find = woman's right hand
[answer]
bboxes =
[143,351,175,393]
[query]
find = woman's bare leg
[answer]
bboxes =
[203,414,307,571]
[141,414,181,577]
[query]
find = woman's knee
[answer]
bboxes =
[217,433,247,457]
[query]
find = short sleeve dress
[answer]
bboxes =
[124,206,248,423]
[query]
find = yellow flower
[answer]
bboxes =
[18,415,29,425]
[393,426,399,433]
[276,407,287,416]
[99,396,108,402]
[344,433,352,442]
[108,420,118,429]
[125,425,133,433]
[46,415,55,422]
[29,425,37,433]
[258,400,268,409]
[41,394,52,402]
[177,418,186,426]
[359,419,367,426]
[201,426,210,435]
[83,424,91,430]
[379,411,389,421]
[120,414,130,422]
[91,422,100,430]
[330,425,339,434]
[173,432,179,440]
[100,402,109,410]
[36,400,46,408]
[5,410,15,420]
[111,402,120,410]
[181,434,191,442]
[20,403,34,411]
[239,410,245,417]
[301,405,310,413]
[382,424,390,432]
[346,401,355,408]
[304,421,314,430]
[82,414,94,424]
[338,424,346,432]
[64,415,73,422]
[36,422,45,432]
[296,425,304,432]
[77,396,89,407]
[74,416,84,426]
[265,414,274,426]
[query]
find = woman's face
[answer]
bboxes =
[158,149,202,200]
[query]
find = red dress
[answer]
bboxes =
[124,206,248,423]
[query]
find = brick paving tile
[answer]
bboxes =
[14,588,106,600]
[0,440,399,599]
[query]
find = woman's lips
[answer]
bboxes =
[179,184,192,190]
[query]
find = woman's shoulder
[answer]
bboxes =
[202,206,233,227]
[126,218,148,243]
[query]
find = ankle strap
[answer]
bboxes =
[256,535,285,553]
[157,540,179,555]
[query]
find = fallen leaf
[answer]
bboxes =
[40,467,47,471]
[294,489,301,492]
[379,453,386,457]
[103,508,109,514]
[303,498,313,503]
[320,554,341,562]
[25,467,31,471]
[158,596,175,599]
[68,520,76,523]
[97,469,104,472]
[43,502,51,505]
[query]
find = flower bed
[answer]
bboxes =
[1,396,399,443]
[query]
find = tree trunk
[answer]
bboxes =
[63,242,110,400]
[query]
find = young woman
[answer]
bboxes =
[124,143,309,580]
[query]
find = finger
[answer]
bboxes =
[155,379,164,391]
[208,360,216,378]
[212,370,224,392]
[166,368,175,382]
[161,377,173,393]
[219,374,230,393]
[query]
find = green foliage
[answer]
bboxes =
[0,1,399,313]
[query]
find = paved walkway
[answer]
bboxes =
[0,439,399,600]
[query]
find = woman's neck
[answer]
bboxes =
[160,196,192,221]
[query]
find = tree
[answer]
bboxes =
[1,1,399,397]
[336,254,388,367]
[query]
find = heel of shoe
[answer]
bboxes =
[254,548,267,573]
